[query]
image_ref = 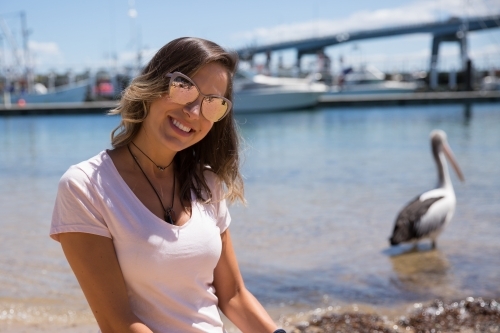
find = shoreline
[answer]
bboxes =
[0,323,98,333]
[3,297,498,333]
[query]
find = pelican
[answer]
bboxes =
[389,129,464,249]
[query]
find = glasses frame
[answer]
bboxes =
[166,72,233,122]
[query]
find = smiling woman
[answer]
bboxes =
[49,37,285,333]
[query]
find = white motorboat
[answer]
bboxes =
[233,70,328,113]
[330,65,423,95]
[480,75,500,91]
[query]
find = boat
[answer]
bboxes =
[329,65,424,95]
[232,70,328,112]
[480,75,500,91]
[2,80,90,106]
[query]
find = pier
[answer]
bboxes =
[0,101,118,116]
[1,91,499,116]
[317,90,500,107]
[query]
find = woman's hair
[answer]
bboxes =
[109,37,244,204]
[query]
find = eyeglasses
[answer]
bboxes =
[166,72,232,122]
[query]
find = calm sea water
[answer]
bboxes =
[1,103,499,330]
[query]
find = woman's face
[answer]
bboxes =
[142,62,229,153]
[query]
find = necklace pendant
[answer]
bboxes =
[158,166,166,171]
[164,208,176,225]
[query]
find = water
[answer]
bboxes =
[1,103,499,331]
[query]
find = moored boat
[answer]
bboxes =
[2,80,90,106]
[329,65,423,95]
[233,70,328,112]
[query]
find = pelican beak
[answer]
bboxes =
[443,143,465,182]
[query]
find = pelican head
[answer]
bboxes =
[430,129,465,185]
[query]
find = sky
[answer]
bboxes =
[1,0,500,75]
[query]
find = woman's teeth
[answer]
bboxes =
[172,119,191,133]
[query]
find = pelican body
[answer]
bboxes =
[390,130,464,249]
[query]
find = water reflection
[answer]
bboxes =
[463,103,472,125]
[389,249,452,294]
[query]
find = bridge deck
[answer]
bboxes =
[237,15,500,58]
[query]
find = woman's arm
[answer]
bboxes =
[213,229,278,333]
[59,232,153,333]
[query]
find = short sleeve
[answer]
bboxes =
[203,170,231,234]
[50,165,111,242]
[215,196,231,234]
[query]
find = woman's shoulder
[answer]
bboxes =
[202,167,224,188]
[60,150,111,186]
[201,167,225,202]
[200,167,231,230]
[202,167,217,183]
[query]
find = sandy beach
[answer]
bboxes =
[3,297,499,333]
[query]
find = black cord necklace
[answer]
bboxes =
[131,141,173,171]
[127,144,176,224]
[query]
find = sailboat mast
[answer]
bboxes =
[20,11,33,93]
[128,0,141,75]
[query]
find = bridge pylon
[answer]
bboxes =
[429,26,469,90]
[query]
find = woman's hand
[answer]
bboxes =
[213,229,278,333]
[59,232,154,333]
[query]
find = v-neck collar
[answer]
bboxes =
[102,150,195,229]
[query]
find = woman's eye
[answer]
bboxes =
[173,77,192,89]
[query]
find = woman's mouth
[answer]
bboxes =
[171,118,192,133]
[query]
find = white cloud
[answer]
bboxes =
[28,41,61,55]
[117,48,158,67]
[67,47,160,73]
[21,42,159,73]
[470,43,500,63]
[26,40,65,71]
[231,0,500,45]
[333,41,500,72]
[1,40,63,73]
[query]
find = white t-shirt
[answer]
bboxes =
[50,151,231,333]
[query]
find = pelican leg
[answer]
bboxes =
[431,239,437,249]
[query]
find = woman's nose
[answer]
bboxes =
[182,97,202,119]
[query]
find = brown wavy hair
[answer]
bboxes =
[109,37,244,204]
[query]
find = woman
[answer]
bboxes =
[50,37,286,333]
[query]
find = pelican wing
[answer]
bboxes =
[391,196,444,243]
[415,195,454,237]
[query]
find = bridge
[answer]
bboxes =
[236,14,500,78]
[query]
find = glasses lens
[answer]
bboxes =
[169,76,199,104]
[202,97,229,122]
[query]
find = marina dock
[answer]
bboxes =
[0,91,499,116]
[0,101,119,116]
[318,90,500,107]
